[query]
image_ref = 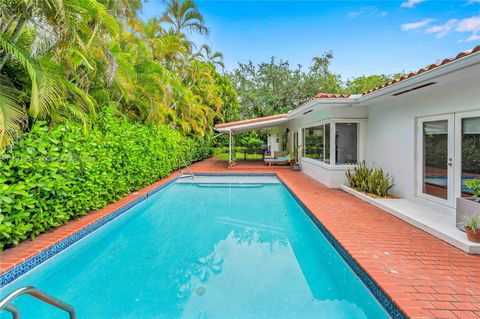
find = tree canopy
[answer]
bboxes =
[0,0,238,148]
[228,53,402,119]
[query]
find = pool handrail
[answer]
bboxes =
[179,157,195,180]
[0,286,76,319]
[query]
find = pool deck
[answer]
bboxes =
[2,158,480,319]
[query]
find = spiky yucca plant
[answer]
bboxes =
[346,161,394,197]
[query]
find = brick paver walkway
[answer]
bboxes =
[2,158,479,319]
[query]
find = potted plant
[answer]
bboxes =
[456,178,480,229]
[291,145,302,171]
[462,215,480,243]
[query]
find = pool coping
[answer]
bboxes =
[0,172,405,319]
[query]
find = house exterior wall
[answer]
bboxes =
[283,105,368,188]
[365,72,480,204]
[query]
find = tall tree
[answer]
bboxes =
[197,44,224,70]
[0,0,234,147]
[229,53,343,119]
[161,0,209,36]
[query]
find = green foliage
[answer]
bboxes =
[465,179,480,197]
[463,215,480,233]
[228,53,343,119]
[0,109,212,250]
[228,53,401,120]
[346,161,394,197]
[0,0,236,147]
[345,74,403,94]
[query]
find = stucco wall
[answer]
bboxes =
[365,72,480,202]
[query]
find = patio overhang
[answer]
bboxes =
[215,114,289,133]
[215,114,289,165]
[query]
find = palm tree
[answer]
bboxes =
[161,0,209,36]
[197,44,224,69]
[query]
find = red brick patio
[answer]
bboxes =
[2,158,479,319]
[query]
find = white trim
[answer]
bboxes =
[415,114,455,207]
[301,156,357,171]
[215,117,288,132]
[340,185,480,254]
[286,51,480,118]
[454,110,480,200]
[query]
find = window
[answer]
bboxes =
[335,123,358,165]
[461,116,480,197]
[303,124,330,163]
[282,132,288,151]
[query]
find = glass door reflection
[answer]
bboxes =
[422,120,450,200]
[461,116,480,197]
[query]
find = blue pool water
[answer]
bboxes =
[1,176,392,319]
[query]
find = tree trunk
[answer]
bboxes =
[0,17,27,72]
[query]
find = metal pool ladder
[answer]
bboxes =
[0,286,76,319]
[178,157,195,181]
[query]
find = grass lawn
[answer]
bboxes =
[215,153,264,160]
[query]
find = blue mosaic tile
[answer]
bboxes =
[0,172,405,319]
[279,179,406,319]
[0,176,180,288]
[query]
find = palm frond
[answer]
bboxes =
[0,84,27,148]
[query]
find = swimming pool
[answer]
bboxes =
[1,175,400,318]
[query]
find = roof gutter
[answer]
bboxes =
[215,117,289,132]
[357,50,480,103]
[288,49,480,117]
[287,97,360,118]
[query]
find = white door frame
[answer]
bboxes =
[454,110,480,199]
[416,114,455,207]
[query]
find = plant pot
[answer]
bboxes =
[464,226,480,243]
[292,163,301,171]
[456,197,480,229]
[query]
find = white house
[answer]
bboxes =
[216,45,480,253]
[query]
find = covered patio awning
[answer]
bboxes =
[214,114,289,164]
[215,114,288,133]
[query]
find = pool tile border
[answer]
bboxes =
[0,177,179,287]
[279,178,406,319]
[1,172,405,319]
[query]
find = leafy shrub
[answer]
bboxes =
[346,161,394,197]
[0,109,213,250]
[465,179,480,197]
[213,147,230,155]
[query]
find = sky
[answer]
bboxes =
[141,0,480,80]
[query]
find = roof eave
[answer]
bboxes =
[215,117,289,132]
[287,97,359,118]
[358,50,480,103]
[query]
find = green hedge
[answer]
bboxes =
[0,110,213,250]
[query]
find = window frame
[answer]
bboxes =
[302,123,330,163]
[301,119,363,167]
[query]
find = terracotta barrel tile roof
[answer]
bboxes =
[363,44,480,95]
[314,93,352,98]
[296,44,480,109]
[215,113,287,129]
[216,44,480,127]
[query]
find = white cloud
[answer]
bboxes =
[456,16,480,32]
[426,19,458,38]
[401,18,435,31]
[347,6,388,18]
[401,0,426,8]
[401,15,480,42]
[466,33,480,41]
